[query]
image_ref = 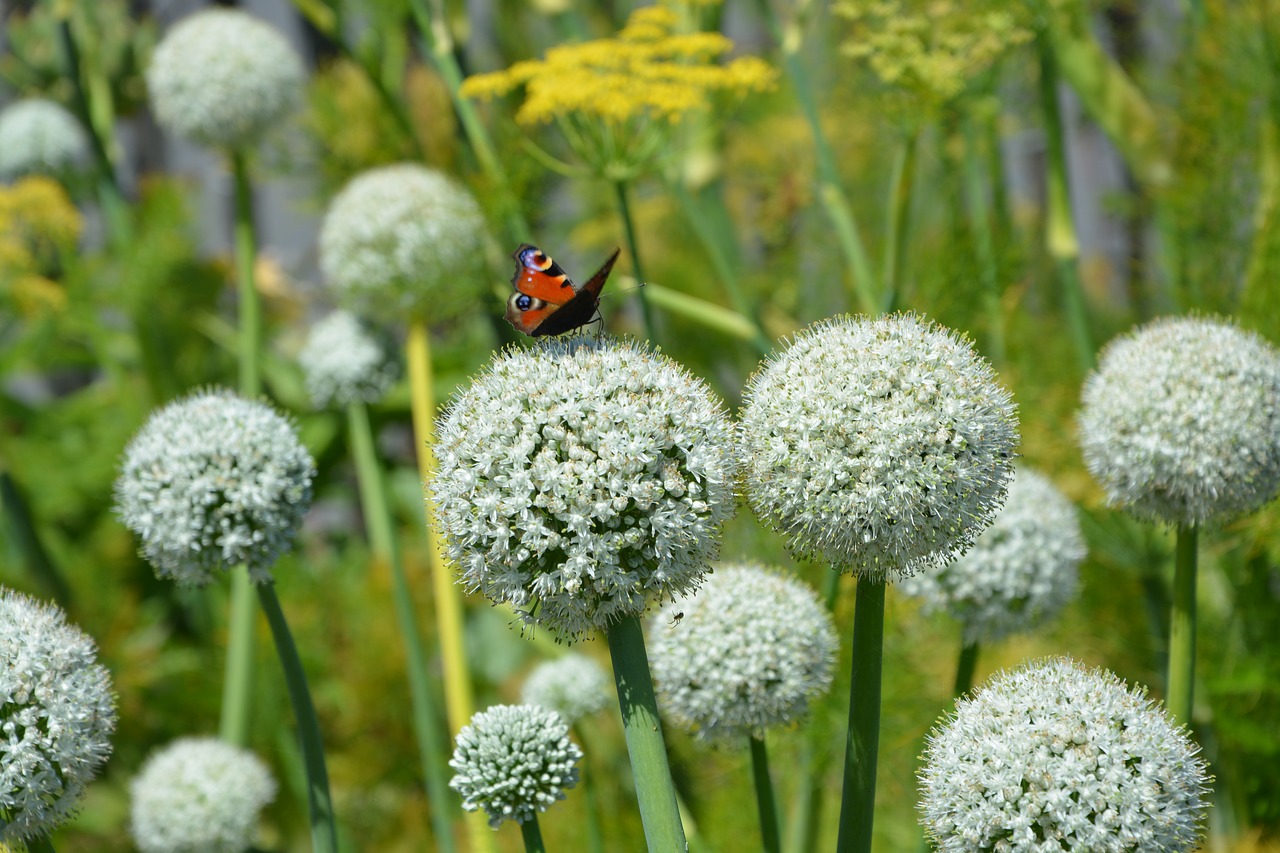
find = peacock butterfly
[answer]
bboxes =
[505,243,621,337]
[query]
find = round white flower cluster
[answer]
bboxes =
[449,704,582,828]
[319,164,493,325]
[147,8,304,149]
[432,337,737,641]
[130,737,277,853]
[919,657,1209,852]
[115,389,315,585]
[741,314,1019,581]
[650,563,837,742]
[0,588,116,845]
[1079,315,1280,527]
[299,310,399,408]
[0,98,88,178]
[521,653,611,725]
[898,468,1084,644]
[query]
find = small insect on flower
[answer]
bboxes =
[505,243,621,337]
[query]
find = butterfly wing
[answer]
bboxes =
[505,244,621,337]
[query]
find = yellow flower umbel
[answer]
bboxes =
[461,4,776,180]
[0,177,83,314]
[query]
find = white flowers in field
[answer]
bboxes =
[299,310,399,408]
[432,337,737,640]
[521,653,611,725]
[0,589,116,845]
[115,389,316,585]
[450,704,583,828]
[147,8,304,149]
[741,314,1019,580]
[1079,315,1280,527]
[650,564,837,742]
[319,164,493,325]
[919,658,1209,852]
[130,737,277,853]
[0,98,88,179]
[898,468,1084,644]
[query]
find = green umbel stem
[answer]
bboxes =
[1167,524,1198,726]
[961,112,1006,364]
[1036,33,1094,373]
[257,582,338,853]
[749,734,782,853]
[219,568,255,747]
[231,149,262,397]
[606,614,687,852]
[836,577,885,853]
[347,401,455,852]
[881,130,920,313]
[954,640,980,698]
[520,815,547,853]
[613,179,658,341]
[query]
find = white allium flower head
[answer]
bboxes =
[898,468,1084,644]
[299,310,399,408]
[147,8,304,149]
[433,336,738,641]
[130,737,277,853]
[919,657,1210,852]
[449,704,583,828]
[0,98,88,179]
[115,388,316,586]
[318,164,492,325]
[0,588,116,844]
[649,563,837,742]
[741,314,1019,581]
[1079,315,1280,527]
[521,653,611,725]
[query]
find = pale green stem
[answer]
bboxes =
[961,113,1005,364]
[219,568,256,746]
[231,149,262,397]
[606,614,686,852]
[520,814,546,853]
[1167,525,1197,727]
[836,577,885,853]
[881,130,920,313]
[612,180,657,341]
[347,401,455,852]
[750,734,782,853]
[573,729,606,853]
[641,284,762,342]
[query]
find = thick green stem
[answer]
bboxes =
[953,641,980,698]
[836,577,885,853]
[881,130,920,313]
[1036,34,1095,373]
[231,149,262,397]
[520,815,547,853]
[749,734,782,853]
[219,567,256,746]
[613,180,657,340]
[347,402,455,852]
[257,582,338,853]
[1167,525,1197,726]
[606,614,686,852]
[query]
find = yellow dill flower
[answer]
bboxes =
[0,176,82,314]
[461,3,776,179]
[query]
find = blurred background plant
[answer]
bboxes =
[1,0,1278,850]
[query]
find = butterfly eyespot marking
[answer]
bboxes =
[516,294,534,310]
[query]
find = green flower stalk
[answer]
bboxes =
[432,336,738,851]
[1079,316,1280,724]
[0,588,116,848]
[130,737,276,853]
[919,658,1210,852]
[0,98,89,180]
[649,564,837,853]
[740,314,1019,853]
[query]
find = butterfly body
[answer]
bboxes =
[506,243,621,336]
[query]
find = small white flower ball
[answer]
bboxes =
[299,310,399,408]
[147,8,305,149]
[432,336,738,641]
[1079,315,1280,527]
[898,468,1084,644]
[449,704,582,828]
[0,588,116,844]
[115,389,316,585]
[318,164,492,325]
[130,737,277,853]
[919,657,1209,852]
[650,564,837,742]
[741,314,1019,581]
[0,98,88,179]
[521,653,611,725]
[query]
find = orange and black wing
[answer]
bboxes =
[505,244,621,337]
